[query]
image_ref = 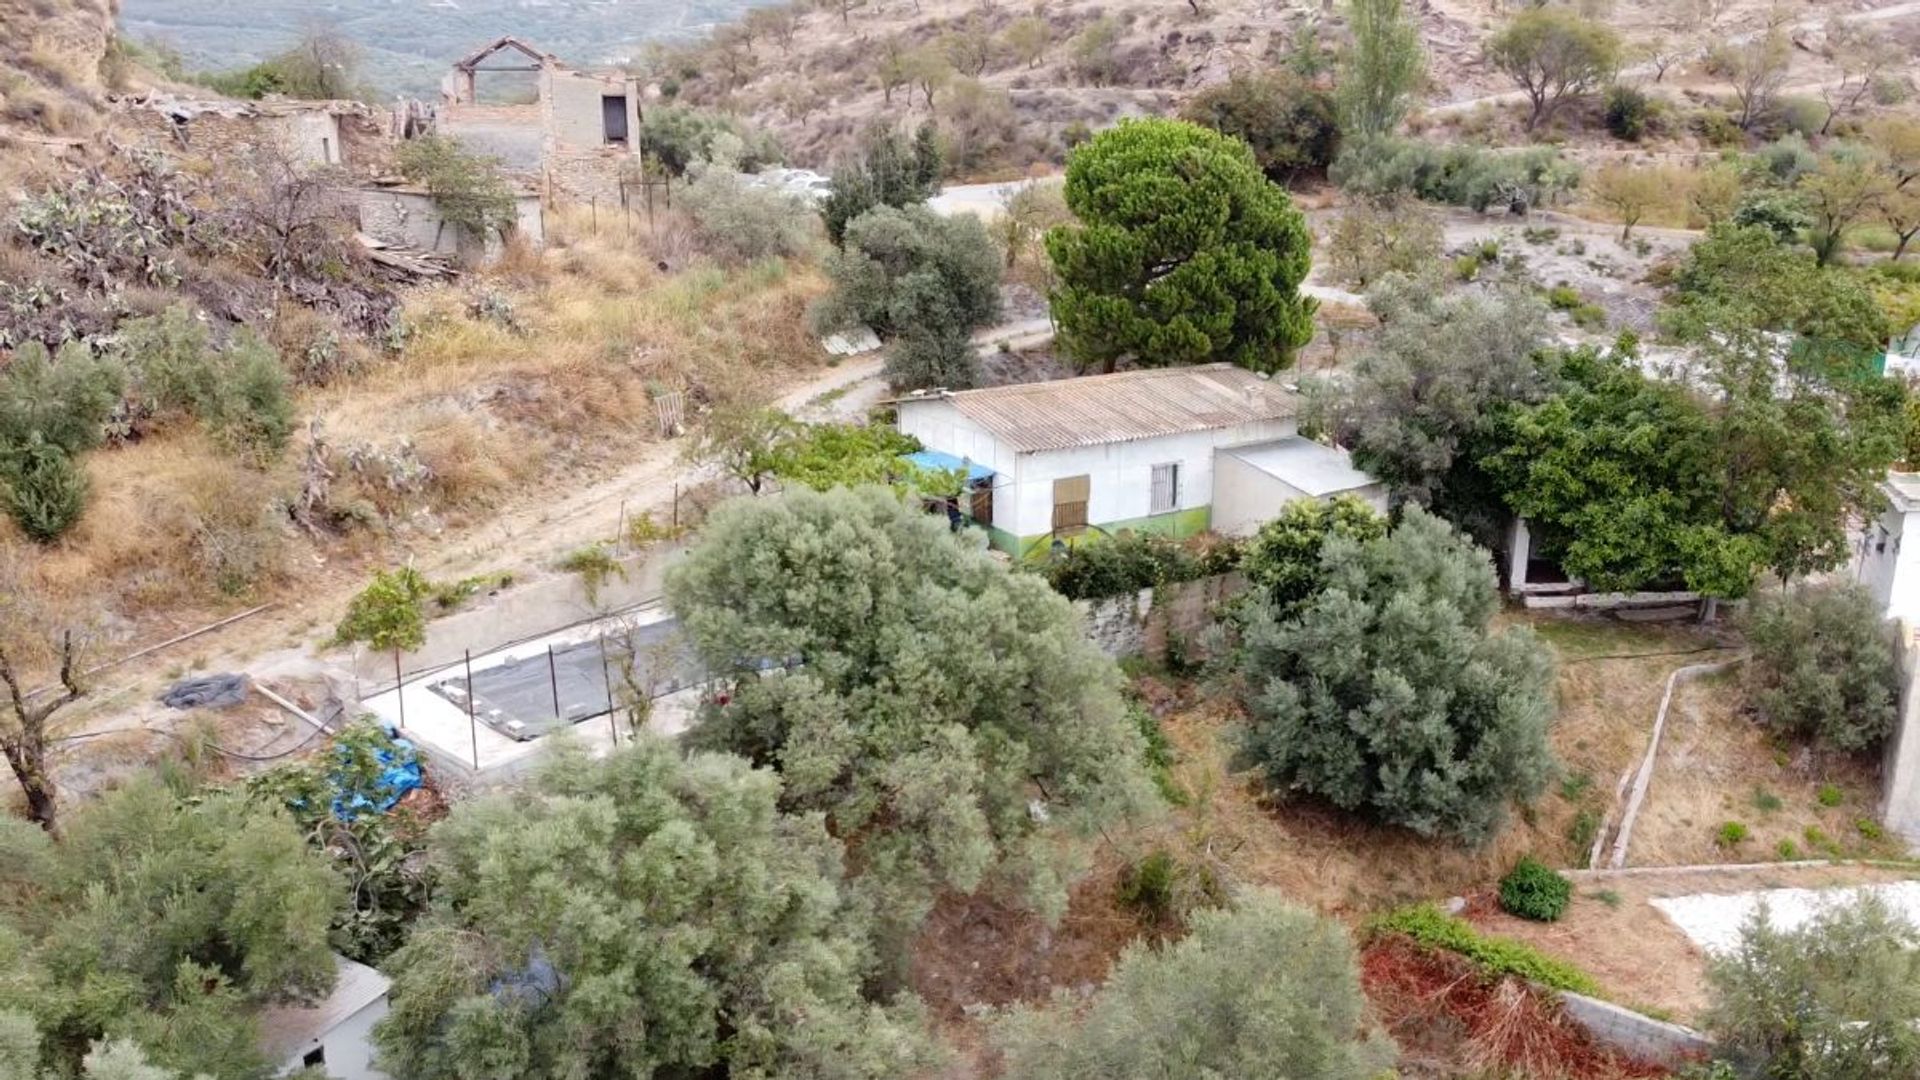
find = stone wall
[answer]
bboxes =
[440,103,544,171]
[1076,572,1245,662]
[545,146,632,205]
[356,187,545,265]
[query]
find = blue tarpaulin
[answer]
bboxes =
[332,725,424,822]
[903,449,994,482]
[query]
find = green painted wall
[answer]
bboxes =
[985,506,1213,561]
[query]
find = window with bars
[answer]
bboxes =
[1149,463,1179,515]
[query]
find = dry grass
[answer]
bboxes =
[1465,863,1920,1023]
[0,215,831,639]
[1629,668,1906,867]
[1116,616,1733,918]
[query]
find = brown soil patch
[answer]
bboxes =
[1629,669,1908,867]
[1464,863,1920,1023]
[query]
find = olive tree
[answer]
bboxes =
[0,778,340,1079]
[1745,583,1898,754]
[994,890,1396,1079]
[1704,894,1920,1080]
[1237,508,1558,844]
[665,486,1154,950]
[1487,8,1622,131]
[374,738,938,1080]
[1046,118,1315,375]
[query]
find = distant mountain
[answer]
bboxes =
[118,0,767,98]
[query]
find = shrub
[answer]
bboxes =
[1068,17,1123,86]
[335,567,432,654]
[124,309,293,461]
[393,135,517,237]
[1498,856,1572,922]
[1179,71,1341,181]
[1238,508,1557,844]
[1776,838,1799,859]
[1704,894,1920,1080]
[884,327,980,391]
[0,340,124,457]
[639,105,783,177]
[1857,817,1885,841]
[1816,784,1843,808]
[811,204,1002,346]
[679,154,817,265]
[1241,493,1388,614]
[1,435,89,543]
[1603,83,1651,141]
[557,543,625,605]
[996,892,1396,1079]
[1324,198,1443,288]
[819,122,939,248]
[1331,136,1579,213]
[1779,95,1829,139]
[1115,849,1220,927]
[1043,531,1238,600]
[1369,905,1600,993]
[1746,584,1898,754]
[1716,821,1750,847]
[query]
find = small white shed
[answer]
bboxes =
[1211,440,1388,537]
[256,955,392,1080]
[1860,473,1920,623]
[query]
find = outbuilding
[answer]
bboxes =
[255,955,392,1080]
[894,365,1381,557]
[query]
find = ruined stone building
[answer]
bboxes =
[116,94,391,174]
[438,37,644,206]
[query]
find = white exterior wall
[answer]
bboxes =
[278,998,389,1080]
[1860,509,1920,622]
[1210,453,1387,537]
[898,398,1295,539]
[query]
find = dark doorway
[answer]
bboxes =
[602,95,629,145]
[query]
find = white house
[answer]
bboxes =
[255,955,392,1080]
[894,365,1383,557]
[1859,473,1920,622]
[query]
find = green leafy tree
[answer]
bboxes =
[811,204,1002,390]
[765,422,948,492]
[688,404,801,494]
[1798,145,1895,267]
[1237,508,1557,844]
[1487,337,1903,599]
[1316,273,1553,523]
[1703,894,1920,1080]
[1745,584,1898,754]
[1179,71,1341,182]
[393,136,517,238]
[819,123,942,247]
[1486,8,1622,131]
[335,567,433,655]
[373,737,939,1080]
[1336,0,1425,139]
[1046,118,1315,375]
[666,487,1153,952]
[1242,494,1388,615]
[994,890,1396,1079]
[1667,223,1890,355]
[0,777,340,1079]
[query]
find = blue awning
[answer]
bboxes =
[903,449,994,482]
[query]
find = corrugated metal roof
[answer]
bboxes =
[927,365,1299,452]
[255,955,391,1060]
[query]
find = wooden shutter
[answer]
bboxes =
[1052,475,1089,533]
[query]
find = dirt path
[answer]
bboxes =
[50,355,885,748]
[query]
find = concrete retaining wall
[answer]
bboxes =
[1883,620,1920,843]
[1558,992,1713,1066]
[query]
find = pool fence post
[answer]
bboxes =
[548,645,561,719]
[464,648,479,771]
[599,633,618,747]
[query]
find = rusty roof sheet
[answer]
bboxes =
[920,364,1299,452]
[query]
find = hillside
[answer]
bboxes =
[118,0,772,97]
[0,0,119,144]
[658,0,1920,171]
